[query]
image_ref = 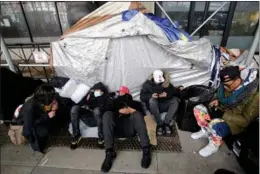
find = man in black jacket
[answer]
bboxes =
[70,82,114,149]
[140,70,180,135]
[21,84,58,153]
[101,86,151,173]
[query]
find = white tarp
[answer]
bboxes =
[52,11,213,100]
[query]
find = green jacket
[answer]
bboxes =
[219,91,259,135]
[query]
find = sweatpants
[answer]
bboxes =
[193,104,231,146]
[103,111,150,149]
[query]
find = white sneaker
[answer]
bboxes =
[191,129,208,140]
[199,141,219,157]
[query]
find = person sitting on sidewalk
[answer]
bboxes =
[101,86,151,173]
[140,69,181,135]
[191,66,259,157]
[70,82,114,149]
[21,84,58,153]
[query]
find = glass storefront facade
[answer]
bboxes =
[1,1,259,50]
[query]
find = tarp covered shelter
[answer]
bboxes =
[51,1,214,99]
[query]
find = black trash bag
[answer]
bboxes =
[49,76,69,88]
[234,118,259,174]
[176,85,215,132]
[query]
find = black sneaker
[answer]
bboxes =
[101,149,117,173]
[70,134,81,150]
[141,146,151,169]
[165,124,172,135]
[157,125,164,136]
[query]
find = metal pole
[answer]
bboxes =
[246,24,259,65]
[0,34,16,73]
[191,2,228,36]
[220,1,237,47]
[155,2,177,28]
[55,2,63,35]
[199,1,209,38]
[20,1,34,43]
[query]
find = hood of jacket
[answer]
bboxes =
[91,82,108,94]
[146,70,171,88]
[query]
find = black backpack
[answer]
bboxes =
[176,85,215,132]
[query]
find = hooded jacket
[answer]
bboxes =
[21,98,51,153]
[114,93,145,116]
[140,71,180,103]
[85,82,114,113]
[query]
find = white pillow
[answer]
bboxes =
[59,79,77,98]
[71,84,90,104]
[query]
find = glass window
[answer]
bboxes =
[22,2,61,43]
[56,2,98,33]
[191,2,230,45]
[1,2,31,44]
[229,2,259,36]
[56,2,70,32]
[65,2,97,26]
[208,2,230,12]
[161,2,190,31]
[227,2,259,50]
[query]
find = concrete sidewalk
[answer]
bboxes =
[1,130,244,174]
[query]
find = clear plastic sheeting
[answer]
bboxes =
[52,10,213,100]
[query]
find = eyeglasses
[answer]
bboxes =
[222,78,238,88]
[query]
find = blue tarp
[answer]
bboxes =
[122,10,192,42]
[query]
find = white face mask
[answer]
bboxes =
[94,91,102,97]
[153,70,165,84]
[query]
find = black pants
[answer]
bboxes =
[70,105,100,137]
[103,111,150,149]
[148,97,180,126]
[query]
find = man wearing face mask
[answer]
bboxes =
[140,70,181,135]
[191,66,259,157]
[70,82,114,150]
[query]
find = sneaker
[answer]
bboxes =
[98,138,105,149]
[157,125,164,136]
[101,149,117,173]
[164,124,172,134]
[199,140,219,157]
[191,129,208,140]
[70,134,81,150]
[141,146,151,169]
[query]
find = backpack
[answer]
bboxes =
[8,105,26,145]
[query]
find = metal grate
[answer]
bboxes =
[0,124,182,152]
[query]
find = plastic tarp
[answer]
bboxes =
[52,11,213,100]
[122,10,192,42]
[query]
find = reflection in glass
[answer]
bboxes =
[162,1,190,31]
[1,2,31,43]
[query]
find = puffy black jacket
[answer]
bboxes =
[140,79,180,103]
[20,98,51,153]
[83,82,114,112]
[114,94,146,116]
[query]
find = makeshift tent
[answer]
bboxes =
[50,2,217,99]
